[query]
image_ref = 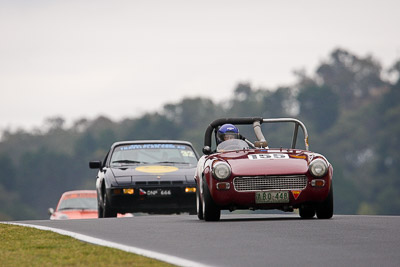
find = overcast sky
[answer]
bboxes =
[1,0,399,132]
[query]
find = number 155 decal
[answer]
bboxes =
[248,154,289,160]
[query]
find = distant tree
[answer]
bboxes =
[298,84,339,132]
[16,148,82,219]
[86,116,116,136]
[75,132,97,159]
[227,83,294,118]
[163,97,221,128]
[0,184,37,220]
[123,113,179,140]
[45,116,65,131]
[389,60,400,86]
[227,83,259,117]
[0,155,16,189]
[370,75,400,214]
[72,118,90,133]
[233,82,252,102]
[262,87,296,118]
[76,116,118,155]
[316,48,387,109]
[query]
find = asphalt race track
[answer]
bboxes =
[9,214,400,266]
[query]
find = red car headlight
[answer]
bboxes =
[212,162,231,180]
[309,159,328,177]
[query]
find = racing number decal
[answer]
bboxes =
[248,154,289,160]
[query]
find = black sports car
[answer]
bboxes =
[89,140,199,217]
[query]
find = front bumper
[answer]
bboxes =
[206,175,332,210]
[107,184,196,214]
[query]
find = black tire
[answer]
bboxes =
[102,190,117,218]
[202,182,220,221]
[316,185,334,219]
[196,184,204,220]
[97,196,104,218]
[299,204,315,219]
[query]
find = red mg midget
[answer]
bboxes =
[195,117,333,221]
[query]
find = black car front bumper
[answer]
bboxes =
[107,184,196,214]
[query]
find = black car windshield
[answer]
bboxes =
[110,143,198,167]
[58,197,97,211]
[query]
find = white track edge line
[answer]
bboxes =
[3,222,211,267]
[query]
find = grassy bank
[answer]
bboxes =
[0,223,175,267]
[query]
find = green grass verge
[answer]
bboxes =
[0,223,175,267]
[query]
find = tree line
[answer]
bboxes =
[1,48,399,220]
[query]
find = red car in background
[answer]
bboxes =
[49,190,98,220]
[48,190,134,220]
[195,117,333,221]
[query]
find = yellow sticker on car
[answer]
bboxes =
[292,190,302,200]
[135,165,179,174]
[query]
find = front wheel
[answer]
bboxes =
[316,185,334,219]
[202,182,220,221]
[299,204,315,219]
[102,190,117,218]
[196,184,203,220]
[97,196,104,218]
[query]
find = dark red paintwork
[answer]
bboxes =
[195,117,333,221]
[197,149,332,210]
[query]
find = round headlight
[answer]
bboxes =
[309,159,328,177]
[212,162,231,180]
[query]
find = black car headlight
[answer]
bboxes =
[309,159,328,177]
[212,162,231,180]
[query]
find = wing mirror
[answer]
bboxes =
[89,161,102,169]
[202,146,211,155]
[48,208,54,215]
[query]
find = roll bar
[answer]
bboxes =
[202,117,309,154]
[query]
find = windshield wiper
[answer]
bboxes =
[112,160,145,164]
[59,207,93,211]
[155,161,190,164]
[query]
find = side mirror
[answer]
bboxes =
[89,161,102,169]
[48,208,54,215]
[202,146,211,155]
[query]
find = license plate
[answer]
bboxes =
[146,189,172,197]
[255,191,289,204]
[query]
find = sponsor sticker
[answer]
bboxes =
[135,165,179,174]
[118,144,187,151]
[291,190,302,200]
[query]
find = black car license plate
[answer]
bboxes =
[146,189,172,197]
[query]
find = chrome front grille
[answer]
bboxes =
[233,175,308,192]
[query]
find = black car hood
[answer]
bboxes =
[110,164,196,185]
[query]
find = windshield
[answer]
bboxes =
[57,196,97,211]
[110,143,198,167]
[216,139,249,152]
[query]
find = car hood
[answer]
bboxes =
[51,210,98,220]
[216,150,310,176]
[110,164,196,185]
